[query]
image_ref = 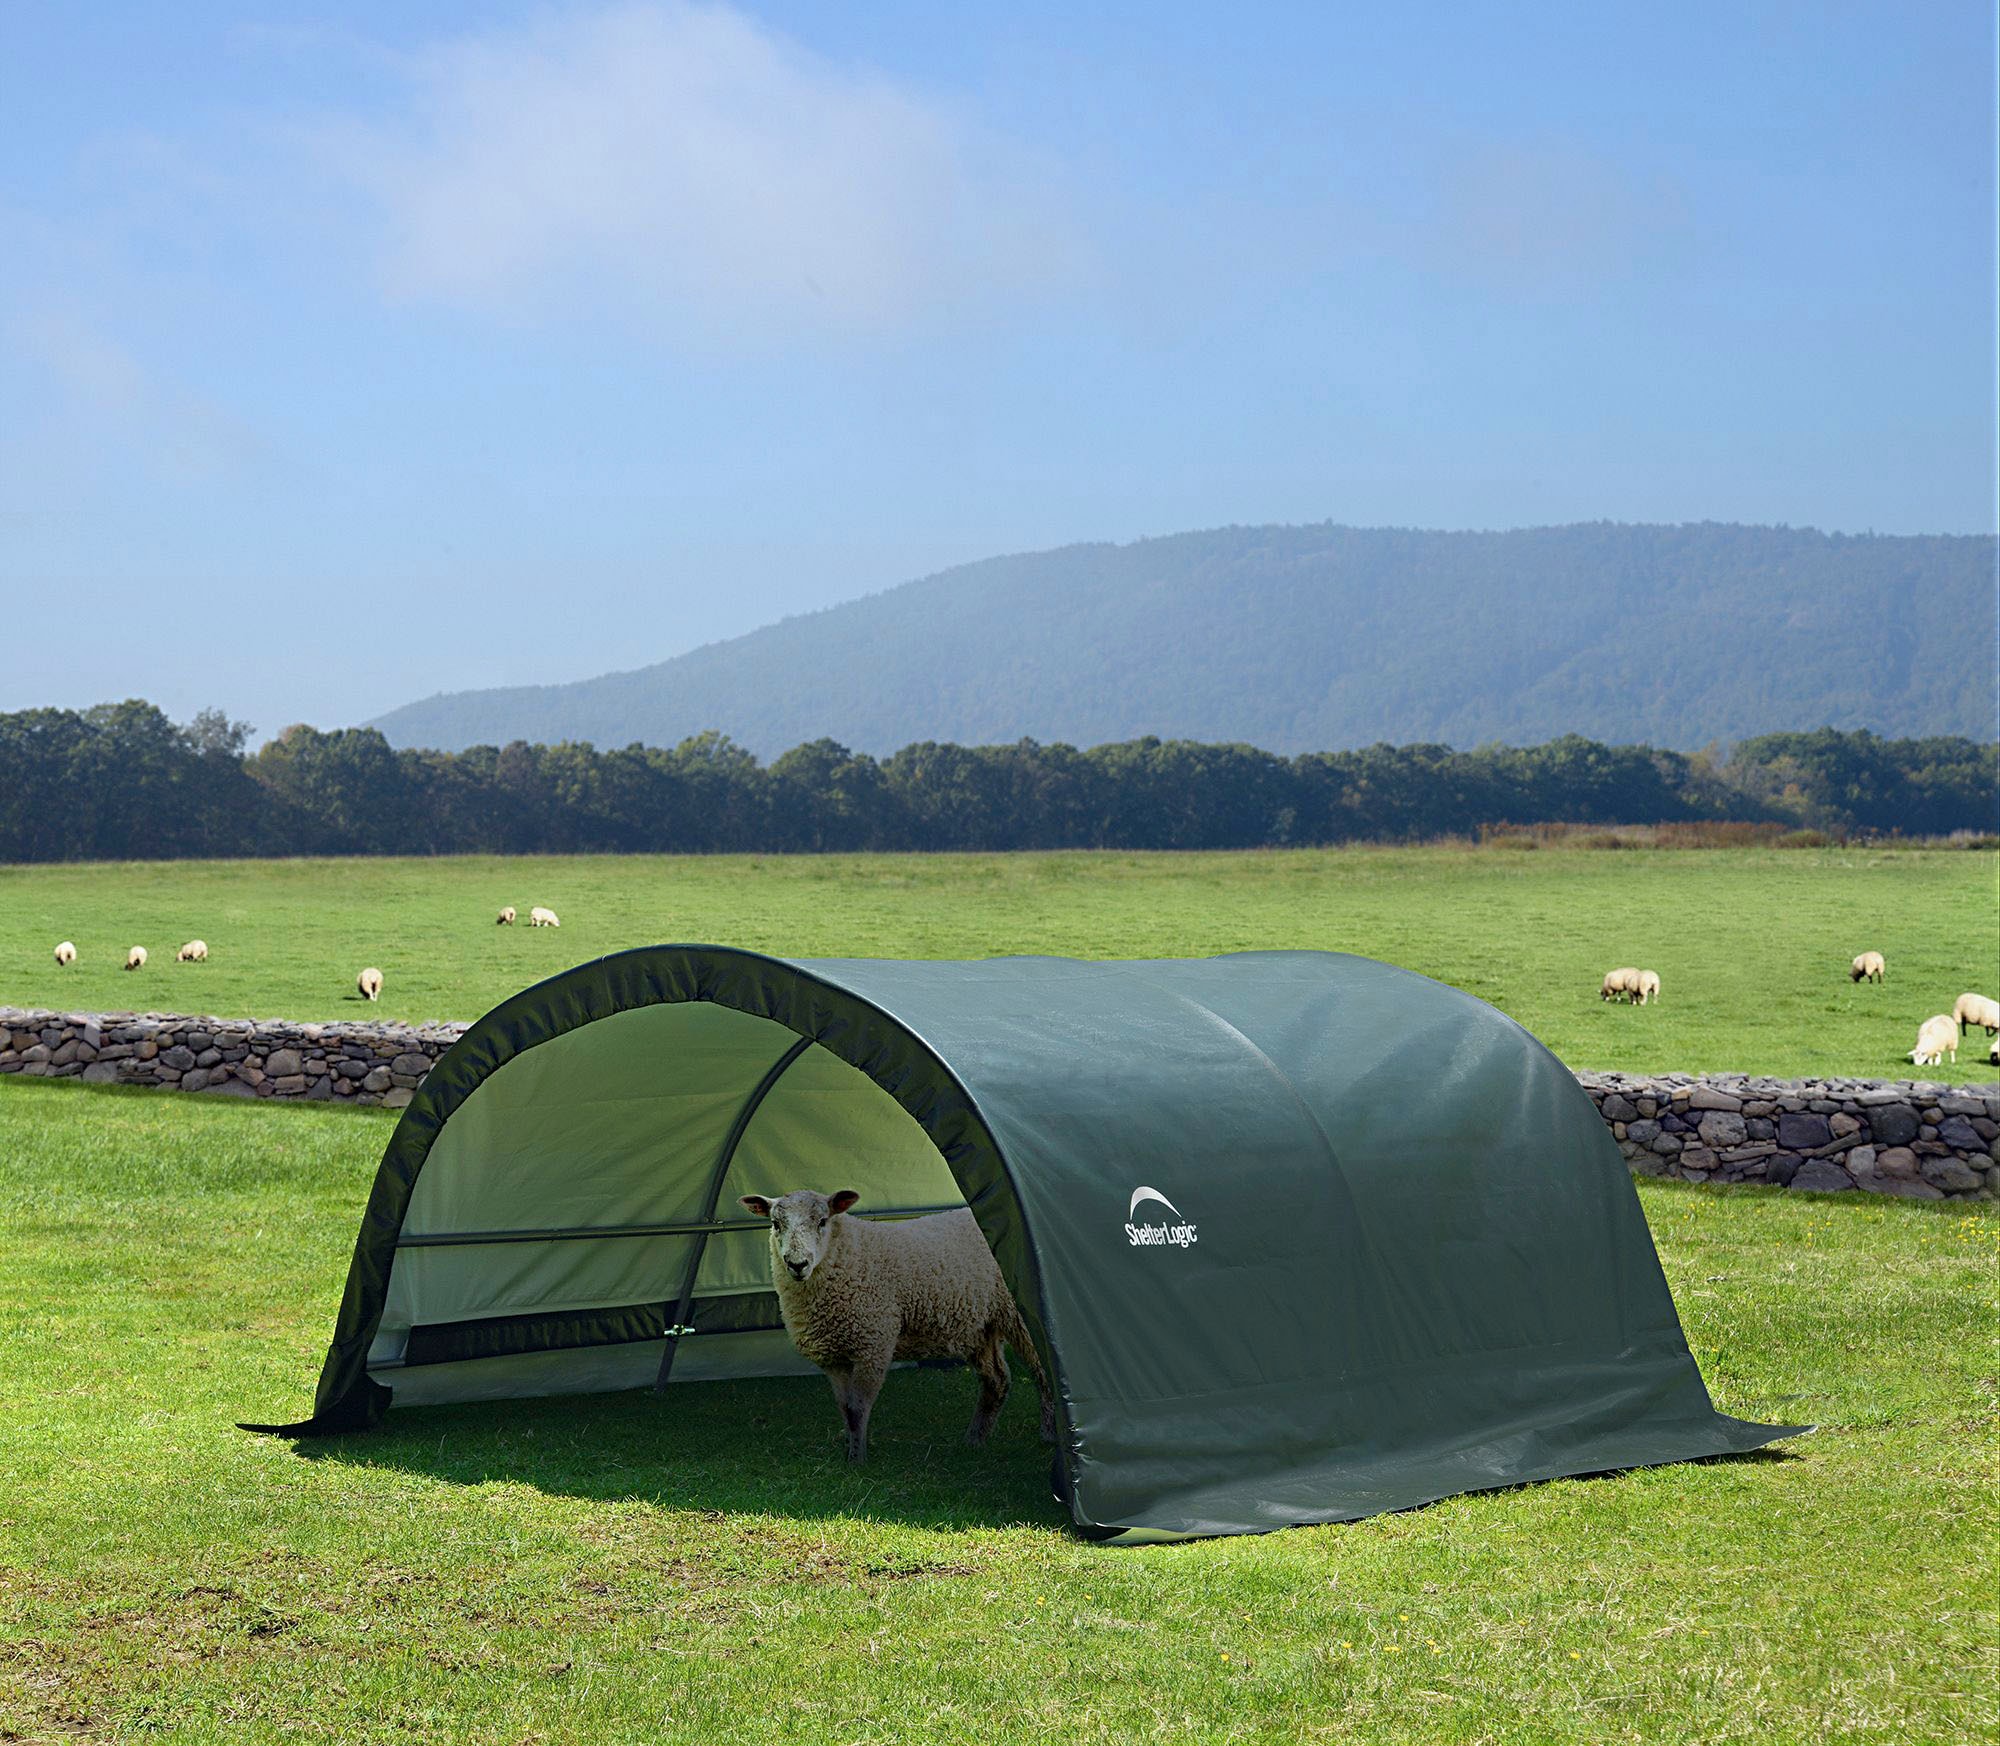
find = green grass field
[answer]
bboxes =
[2,845,1996,1081]
[1,1080,1993,1743]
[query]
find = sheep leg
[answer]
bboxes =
[997,1304,1056,1443]
[966,1331,1011,1445]
[823,1365,862,1460]
[826,1361,886,1462]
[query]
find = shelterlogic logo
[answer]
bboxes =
[1125,1185,1198,1249]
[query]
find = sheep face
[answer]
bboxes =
[741,1188,860,1283]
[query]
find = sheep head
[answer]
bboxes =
[740,1188,861,1283]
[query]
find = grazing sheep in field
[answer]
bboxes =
[1909,1014,1958,1067]
[529,906,560,927]
[1850,951,1886,983]
[740,1188,1054,1463]
[496,906,516,926]
[1600,967,1641,1003]
[1636,969,1661,1006]
[53,941,76,967]
[124,946,147,971]
[176,939,208,963]
[1991,1033,2000,1067]
[357,966,383,1002]
[1950,992,1999,1036]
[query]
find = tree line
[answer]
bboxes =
[0,701,1993,862]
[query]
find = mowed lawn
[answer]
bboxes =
[1,844,1997,1082]
[0,1080,1993,1743]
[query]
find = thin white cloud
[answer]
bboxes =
[5,306,258,485]
[10,308,149,411]
[1424,142,1694,291]
[317,2,1084,336]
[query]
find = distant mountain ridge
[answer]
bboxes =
[368,522,1997,756]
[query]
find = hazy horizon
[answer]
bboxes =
[373,515,1999,719]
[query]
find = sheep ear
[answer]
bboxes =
[826,1190,861,1215]
[739,1195,772,1218]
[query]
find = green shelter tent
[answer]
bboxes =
[263,946,1796,1542]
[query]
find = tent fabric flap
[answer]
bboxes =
[274,944,1800,1541]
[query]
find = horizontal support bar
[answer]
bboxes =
[387,1289,793,1370]
[396,1202,966,1251]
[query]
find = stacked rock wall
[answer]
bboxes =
[3,1007,1996,1199]
[1576,1071,2000,1200]
[0,1007,464,1110]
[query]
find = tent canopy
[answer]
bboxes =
[282,946,1794,1541]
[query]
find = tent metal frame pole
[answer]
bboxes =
[395,1204,963,1250]
[653,1032,815,1392]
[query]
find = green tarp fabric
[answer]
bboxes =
[270,945,1799,1541]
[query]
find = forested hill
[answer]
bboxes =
[369,522,1995,757]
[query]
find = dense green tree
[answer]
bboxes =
[249,725,417,852]
[769,740,897,852]
[1727,729,1998,835]
[0,703,1990,861]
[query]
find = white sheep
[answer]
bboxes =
[496,906,517,926]
[740,1188,1054,1462]
[1636,969,1661,1006]
[529,906,560,928]
[53,941,76,967]
[1950,992,1999,1036]
[1850,951,1886,984]
[1600,967,1641,1003]
[1909,1013,1958,1067]
[176,939,208,963]
[357,966,383,1002]
[124,946,147,972]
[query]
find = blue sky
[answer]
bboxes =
[2,1,1992,736]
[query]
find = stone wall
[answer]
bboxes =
[1576,1071,2000,1200]
[3,1006,1997,1200]
[0,1006,465,1110]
